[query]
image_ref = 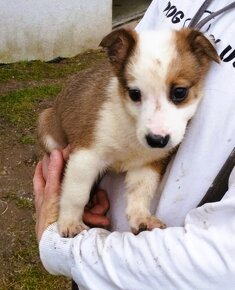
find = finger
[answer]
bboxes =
[83,211,110,228]
[42,154,50,181]
[90,190,110,215]
[45,150,64,197]
[33,161,45,211]
[33,161,45,195]
[62,145,71,161]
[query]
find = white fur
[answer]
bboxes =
[94,78,169,171]
[58,149,108,236]
[137,93,200,148]
[44,135,60,151]
[125,166,165,231]
[126,30,201,149]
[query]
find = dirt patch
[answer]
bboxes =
[0,114,71,290]
[0,51,105,289]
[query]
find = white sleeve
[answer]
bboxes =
[39,167,235,290]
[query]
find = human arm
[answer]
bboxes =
[38,163,235,290]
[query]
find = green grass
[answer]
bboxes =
[0,220,71,290]
[0,50,105,82]
[18,135,35,145]
[1,193,71,289]
[9,267,71,290]
[3,192,33,209]
[0,85,61,128]
[16,196,33,209]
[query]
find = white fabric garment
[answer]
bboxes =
[40,1,235,289]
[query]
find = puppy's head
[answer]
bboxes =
[100,28,219,149]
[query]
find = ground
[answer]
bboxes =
[0,51,105,290]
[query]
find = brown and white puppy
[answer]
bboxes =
[38,28,219,237]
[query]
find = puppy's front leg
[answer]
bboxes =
[58,149,107,237]
[125,166,166,234]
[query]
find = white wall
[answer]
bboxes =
[0,0,112,63]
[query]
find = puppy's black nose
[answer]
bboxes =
[145,134,170,148]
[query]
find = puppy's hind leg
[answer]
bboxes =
[38,108,67,153]
[58,149,108,237]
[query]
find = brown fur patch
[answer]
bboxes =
[38,107,67,152]
[166,29,219,107]
[149,146,178,179]
[57,62,113,149]
[100,28,138,88]
[38,61,113,151]
[150,153,173,177]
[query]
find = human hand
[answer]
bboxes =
[84,189,110,229]
[33,148,110,242]
[33,149,65,243]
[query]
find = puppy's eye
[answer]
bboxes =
[170,87,188,103]
[128,88,141,102]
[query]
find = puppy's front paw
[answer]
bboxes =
[58,217,89,238]
[129,215,166,235]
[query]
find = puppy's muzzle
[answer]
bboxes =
[145,133,169,148]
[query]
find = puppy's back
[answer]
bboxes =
[38,61,112,152]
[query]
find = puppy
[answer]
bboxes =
[38,28,219,237]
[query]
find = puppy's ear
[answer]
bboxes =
[187,29,220,63]
[100,28,137,71]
